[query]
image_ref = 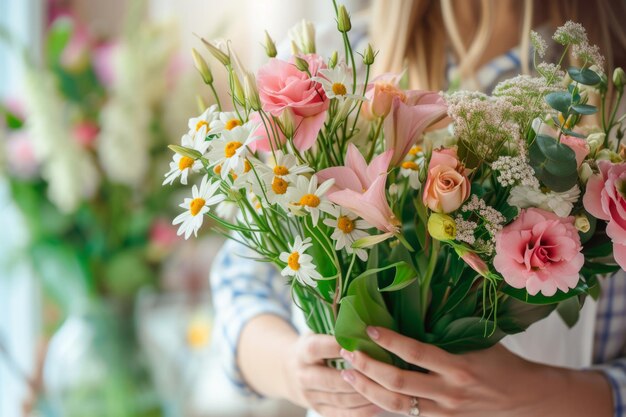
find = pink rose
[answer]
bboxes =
[583,161,626,268]
[256,54,329,151]
[561,135,590,167]
[493,208,584,296]
[422,148,470,213]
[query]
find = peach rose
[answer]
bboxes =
[583,161,626,268]
[493,208,584,296]
[422,148,470,213]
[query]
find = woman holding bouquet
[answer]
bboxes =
[209,0,626,416]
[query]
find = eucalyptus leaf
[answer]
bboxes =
[571,104,597,115]
[568,67,602,86]
[545,91,571,114]
[529,134,578,192]
[556,296,581,328]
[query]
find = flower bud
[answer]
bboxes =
[294,56,310,73]
[363,44,375,65]
[289,20,316,54]
[455,248,489,277]
[277,108,296,138]
[427,213,456,241]
[574,214,591,233]
[329,51,338,69]
[231,70,246,106]
[388,183,398,196]
[613,67,625,93]
[264,30,277,58]
[586,132,605,152]
[244,72,261,111]
[191,48,213,84]
[579,162,593,183]
[201,38,230,66]
[337,5,352,33]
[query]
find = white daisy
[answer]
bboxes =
[215,200,239,221]
[188,104,219,136]
[287,175,334,226]
[173,175,225,239]
[399,145,425,190]
[322,205,371,261]
[262,151,313,183]
[209,111,245,135]
[163,131,211,185]
[206,126,258,179]
[279,236,322,287]
[312,64,363,101]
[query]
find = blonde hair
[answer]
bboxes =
[370,0,626,91]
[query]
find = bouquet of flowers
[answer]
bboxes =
[165,4,625,365]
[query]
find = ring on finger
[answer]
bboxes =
[408,397,420,416]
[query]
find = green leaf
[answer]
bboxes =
[568,67,602,86]
[556,296,581,328]
[529,134,578,192]
[501,278,590,305]
[497,297,556,334]
[335,296,394,363]
[545,91,571,114]
[560,127,587,138]
[571,104,597,115]
[373,262,417,292]
[581,261,620,275]
[168,145,203,160]
[45,18,73,66]
[583,240,613,258]
[433,317,505,353]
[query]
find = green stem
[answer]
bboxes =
[209,83,222,111]
[367,118,384,162]
[420,239,440,318]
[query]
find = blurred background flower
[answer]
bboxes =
[0,0,365,416]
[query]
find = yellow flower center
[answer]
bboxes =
[214,164,222,175]
[337,215,355,233]
[273,165,290,176]
[332,82,347,96]
[409,145,422,156]
[272,177,289,194]
[225,119,242,130]
[287,252,301,270]
[196,120,209,132]
[225,141,243,158]
[299,193,320,207]
[244,159,252,173]
[178,156,194,171]
[186,319,210,349]
[190,198,206,216]
[230,171,238,180]
[401,161,419,171]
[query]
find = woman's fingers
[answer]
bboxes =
[340,349,445,401]
[306,390,372,408]
[299,333,343,364]
[341,369,445,417]
[314,404,381,417]
[301,366,355,392]
[366,326,459,375]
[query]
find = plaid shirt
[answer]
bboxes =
[210,36,626,416]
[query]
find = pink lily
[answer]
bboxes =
[317,144,399,233]
[384,93,448,167]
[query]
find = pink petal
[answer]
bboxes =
[613,243,626,270]
[316,167,362,194]
[293,111,326,151]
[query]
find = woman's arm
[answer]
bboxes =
[339,326,614,417]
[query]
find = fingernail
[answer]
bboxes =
[341,370,355,383]
[366,326,379,340]
[340,348,354,361]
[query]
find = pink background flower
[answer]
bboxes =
[493,208,584,296]
[561,135,590,167]
[256,54,329,151]
[583,161,626,268]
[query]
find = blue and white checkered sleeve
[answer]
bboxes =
[210,239,292,398]
[593,358,626,416]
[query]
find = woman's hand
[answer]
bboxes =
[339,326,613,417]
[283,333,380,417]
